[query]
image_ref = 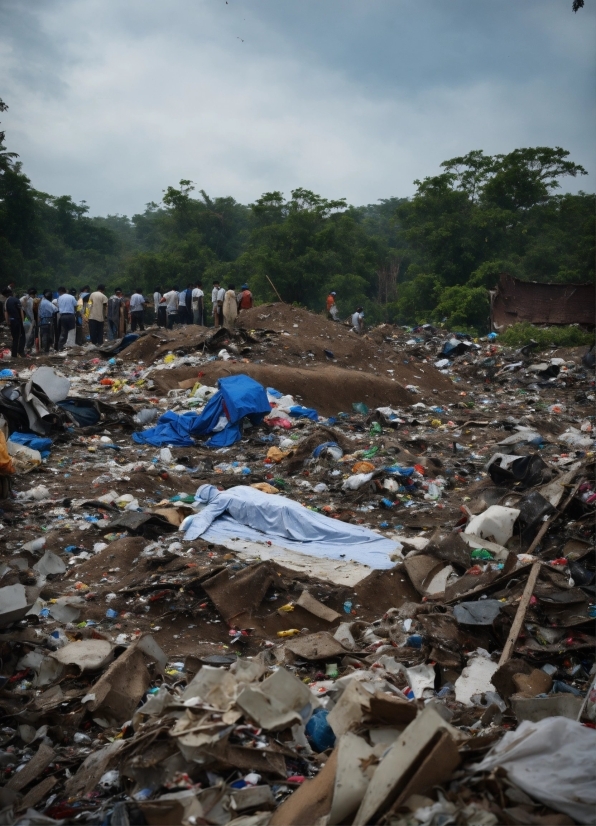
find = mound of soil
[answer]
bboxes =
[152,361,453,416]
[121,326,214,364]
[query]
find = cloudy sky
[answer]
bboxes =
[1,0,595,216]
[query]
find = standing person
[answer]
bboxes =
[222,284,238,329]
[3,288,25,357]
[56,286,78,351]
[192,282,204,325]
[66,289,78,347]
[211,280,221,327]
[216,282,225,327]
[0,281,17,327]
[79,285,91,343]
[237,283,253,313]
[20,288,37,354]
[153,286,165,327]
[87,284,108,345]
[326,291,339,321]
[129,288,146,331]
[38,290,57,353]
[162,287,179,329]
[184,283,193,325]
[351,306,365,334]
[177,286,189,324]
[107,288,125,340]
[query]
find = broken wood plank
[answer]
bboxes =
[498,562,540,666]
[6,743,55,791]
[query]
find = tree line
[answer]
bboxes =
[1,98,593,332]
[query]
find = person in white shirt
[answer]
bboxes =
[56,286,78,350]
[162,287,179,329]
[129,288,147,332]
[153,286,165,327]
[351,307,365,334]
[222,284,238,329]
[192,282,204,325]
[211,281,223,327]
[216,285,225,327]
[177,287,189,324]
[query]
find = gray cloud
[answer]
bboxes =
[1,0,594,216]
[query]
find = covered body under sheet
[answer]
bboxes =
[181,484,401,569]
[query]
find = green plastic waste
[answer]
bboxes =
[471,548,494,560]
[352,402,369,415]
[362,446,379,459]
[370,422,382,435]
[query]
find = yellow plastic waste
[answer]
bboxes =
[164,354,176,364]
[352,461,375,473]
[0,432,15,476]
[251,482,279,495]
[266,446,291,463]
[278,603,295,613]
[277,629,300,637]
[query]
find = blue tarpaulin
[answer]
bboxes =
[8,432,53,458]
[132,375,271,448]
[289,405,318,421]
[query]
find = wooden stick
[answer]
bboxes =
[498,561,540,666]
[525,477,584,556]
[497,477,583,666]
[265,274,283,303]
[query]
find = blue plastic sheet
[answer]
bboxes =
[133,375,271,448]
[289,405,318,421]
[8,432,53,458]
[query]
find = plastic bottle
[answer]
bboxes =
[343,600,353,614]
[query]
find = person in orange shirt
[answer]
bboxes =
[326,291,339,321]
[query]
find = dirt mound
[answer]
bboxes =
[120,326,215,364]
[151,361,453,416]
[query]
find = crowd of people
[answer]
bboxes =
[0,281,369,358]
[0,281,255,358]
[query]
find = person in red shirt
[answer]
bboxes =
[237,284,253,312]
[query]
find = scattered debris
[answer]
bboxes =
[0,307,594,824]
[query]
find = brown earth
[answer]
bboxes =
[150,362,455,416]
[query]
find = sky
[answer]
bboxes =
[1,0,595,217]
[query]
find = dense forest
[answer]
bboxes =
[1,97,594,332]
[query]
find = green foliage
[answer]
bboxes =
[432,285,490,330]
[499,322,595,349]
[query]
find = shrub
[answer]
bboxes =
[499,322,595,349]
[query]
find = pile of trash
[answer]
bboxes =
[0,308,594,825]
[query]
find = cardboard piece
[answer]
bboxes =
[369,691,418,726]
[50,639,114,674]
[296,590,341,623]
[353,706,460,826]
[6,744,55,792]
[0,583,34,627]
[327,680,373,736]
[269,747,338,826]
[328,733,377,825]
[285,631,347,661]
[511,694,584,723]
[236,667,320,731]
[512,669,552,697]
[84,635,166,726]
[64,741,125,797]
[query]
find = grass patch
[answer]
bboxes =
[499,322,595,349]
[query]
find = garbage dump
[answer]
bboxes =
[0,303,594,825]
